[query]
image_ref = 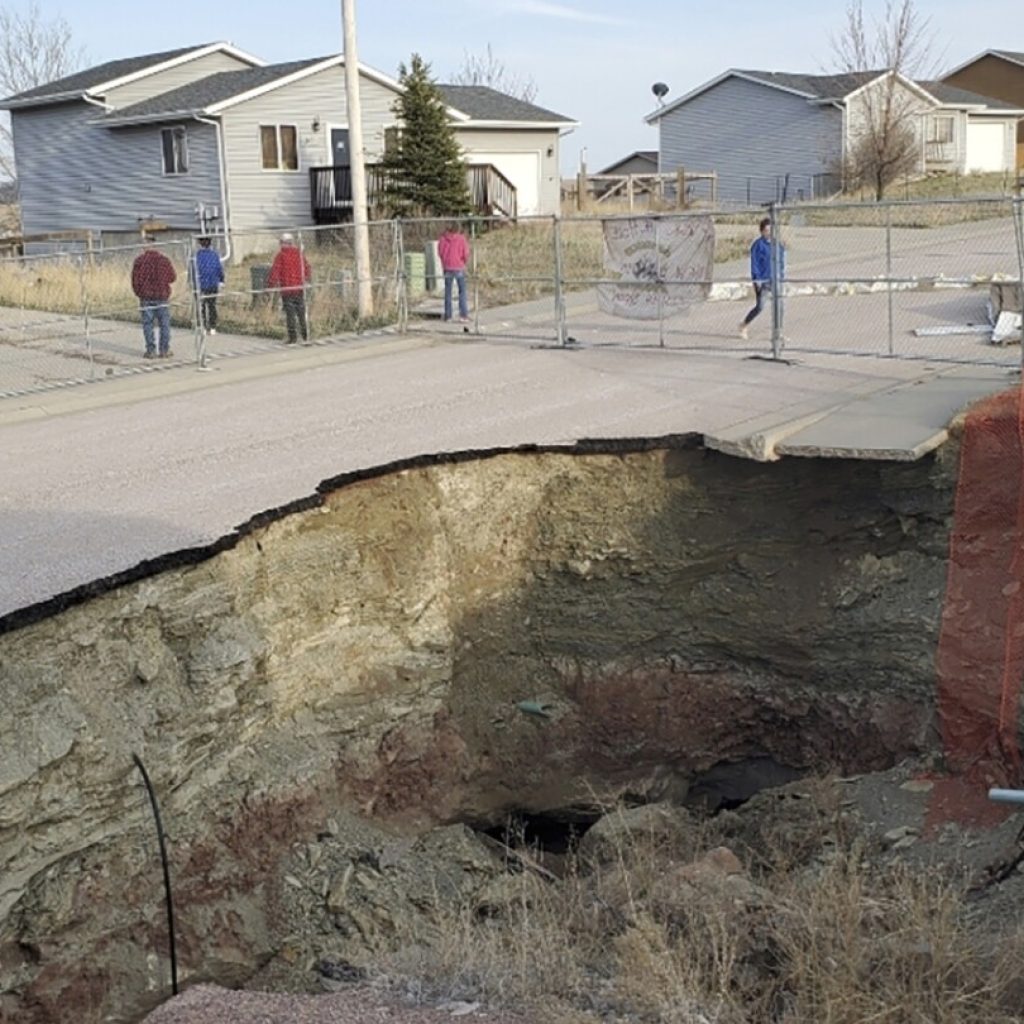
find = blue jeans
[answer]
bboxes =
[743,282,770,325]
[140,299,171,354]
[444,270,468,320]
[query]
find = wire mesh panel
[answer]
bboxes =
[556,210,775,354]
[772,199,1021,366]
[88,239,195,363]
[401,215,560,341]
[0,239,196,397]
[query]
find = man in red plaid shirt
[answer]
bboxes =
[131,240,177,358]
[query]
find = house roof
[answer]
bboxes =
[94,58,575,128]
[436,84,576,125]
[0,43,263,108]
[646,66,1022,123]
[943,48,1024,78]
[920,80,1023,110]
[99,57,331,124]
[597,150,658,174]
[735,69,885,100]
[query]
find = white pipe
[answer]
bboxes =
[988,788,1024,805]
[194,115,232,262]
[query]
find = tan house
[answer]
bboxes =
[943,50,1024,168]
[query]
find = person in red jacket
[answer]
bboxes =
[130,240,177,358]
[267,233,312,343]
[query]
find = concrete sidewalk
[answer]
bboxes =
[0,330,1013,620]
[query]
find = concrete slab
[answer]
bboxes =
[775,368,1012,460]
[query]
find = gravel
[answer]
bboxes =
[141,984,533,1024]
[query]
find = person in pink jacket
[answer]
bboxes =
[437,223,470,322]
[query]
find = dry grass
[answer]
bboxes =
[0,239,397,340]
[371,795,1024,1024]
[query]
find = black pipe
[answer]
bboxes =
[132,753,178,996]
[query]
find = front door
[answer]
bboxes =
[331,128,351,201]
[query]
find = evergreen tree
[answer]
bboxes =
[381,54,471,216]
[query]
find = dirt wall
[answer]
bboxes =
[0,440,959,1023]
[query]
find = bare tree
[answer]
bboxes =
[451,43,538,103]
[831,0,936,199]
[0,3,84,181]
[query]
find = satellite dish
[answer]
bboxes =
[651,82,669,104]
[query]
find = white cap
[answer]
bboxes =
[280,232,294,243]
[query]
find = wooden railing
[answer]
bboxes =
[310,162,517,222]
[466,163,517,219]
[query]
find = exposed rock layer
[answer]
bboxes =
[0,441,957,1023]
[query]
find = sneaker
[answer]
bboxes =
[159,350,174,359]
[143,350,157,359]
[459,316,471,323]
[208,328,217,336]
[738,324,749,340]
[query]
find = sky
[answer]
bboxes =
[8,0,1021,173]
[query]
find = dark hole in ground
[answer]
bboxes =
[686,756,807,812]
[479,809,601,855]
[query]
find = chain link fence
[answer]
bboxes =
[0,198,1021,398]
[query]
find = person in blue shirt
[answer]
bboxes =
[191,237,225,335]
[739,217,785,340]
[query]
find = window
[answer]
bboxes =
[260,124,299,171]
[161,126,188,175]
[383,126,402,154]
[928,115,955,144]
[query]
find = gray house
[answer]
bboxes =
[645,68,1023,204]
[597,150,659,176]
[1,42,576,252]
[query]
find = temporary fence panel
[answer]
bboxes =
[0,239,194,398]
[1,199,1021,400]
[771,199,1022,366]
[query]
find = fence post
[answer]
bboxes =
[1014,197,1024,374]
[656,215,666,348]
[298,230,312,341]
[77,253,95,382]
[552,213,567,346]
[885,204,895,357]
[187,237,207,369]
[470,218,480,333]
[393,217,408,334]
[769,201,783,360]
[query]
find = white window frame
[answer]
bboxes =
[927,114,955,145]
[259,123,300,173]
[161,125,189,176]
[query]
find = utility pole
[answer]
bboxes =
[341,0,373,318]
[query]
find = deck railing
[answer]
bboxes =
[310,162,517,222]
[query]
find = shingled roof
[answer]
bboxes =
[436,84,575,123]
[735,69,887,100]
[100,58,331,123]
[922,80,1023,109]
[3,44,229,106]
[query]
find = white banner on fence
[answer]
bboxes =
[598,216,715,320]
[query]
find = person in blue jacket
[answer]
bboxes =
[739,217,785,340]
[191,237,225,335]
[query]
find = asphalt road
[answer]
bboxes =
[0,332,1011,621]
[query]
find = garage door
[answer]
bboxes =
[470,151,541,215]
[965,122,1006,173]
